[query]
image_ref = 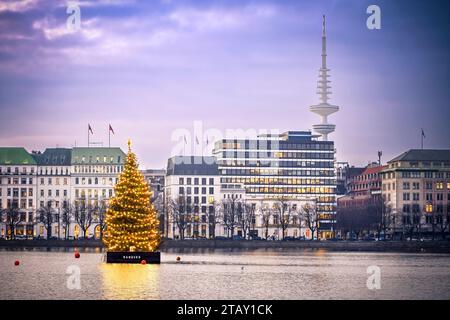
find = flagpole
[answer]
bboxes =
[109,125,110,148]
[88,125,90,147]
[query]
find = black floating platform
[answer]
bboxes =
[106,251,160,264]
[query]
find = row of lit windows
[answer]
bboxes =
[219,160,334,167]
[221,177,335,185]
[218,141,334,151]
[222,168,335,177]
[245,187,335,194]
[219,151,334,160]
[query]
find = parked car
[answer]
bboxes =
[283,236,297,241]
[232,235,244,241]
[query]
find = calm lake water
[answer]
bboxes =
[0,249,449,300]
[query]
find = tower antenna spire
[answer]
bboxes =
[310,15,339,141]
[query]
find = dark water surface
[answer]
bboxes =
[1,249,449,300]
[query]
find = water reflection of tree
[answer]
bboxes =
[101,264,160,300]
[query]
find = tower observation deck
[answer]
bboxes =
[309,15,339,141]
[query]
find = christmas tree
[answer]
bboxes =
[103,140,160,252]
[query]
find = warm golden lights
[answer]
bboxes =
[103,143,160,252]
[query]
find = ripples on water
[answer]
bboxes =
[1,249,449,300]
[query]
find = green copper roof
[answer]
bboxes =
[0,148,37,165]
[389,149,450,163]
[32,148,72,166]
[71,147,126,165]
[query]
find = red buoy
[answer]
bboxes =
[14,260,20,266]
[74,252,80,259]
[140,260,147,265]
[176,256,181,262]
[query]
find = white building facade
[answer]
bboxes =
[0,147,126,239]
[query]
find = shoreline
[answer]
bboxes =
[1,239,450,254]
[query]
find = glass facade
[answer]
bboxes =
[213,131,337,232]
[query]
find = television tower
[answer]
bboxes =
[310,15,339,141]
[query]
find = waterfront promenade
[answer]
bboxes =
[1,239,450,253]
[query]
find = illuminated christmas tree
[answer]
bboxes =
[103,140,160,252]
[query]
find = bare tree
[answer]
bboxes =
[237,201,255,240]
[436,208,450,240]
[60,202,73,240]
[37,201,55,239]
[74,202,96,239]
[300,202,319,240]
[1,204,22,240]
[222,197,241,238]
[245,202,257,239]
[207,201,222,239]
[260,202,272,240]
[273,198,293,240]
[95,200,108,240]
[168,196,187,240]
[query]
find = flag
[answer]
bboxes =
[183,135,187,144]
[88,124,93,134]
[206,136,209,145]
[421,129,425,138]
[195,136,199,145]
[109,124,114,135]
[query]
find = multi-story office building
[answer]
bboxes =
[381,149,450,236]
[164,156,222,239]
[213,131,337,238]
[0,148,37,238]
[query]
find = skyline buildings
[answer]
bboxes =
[0,0,449,169]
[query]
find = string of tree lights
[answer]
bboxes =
[103,140,160,252]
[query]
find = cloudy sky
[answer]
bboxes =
[0,0,449,168]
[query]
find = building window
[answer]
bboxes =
[179,178,184,185]
[403,193,410,201]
